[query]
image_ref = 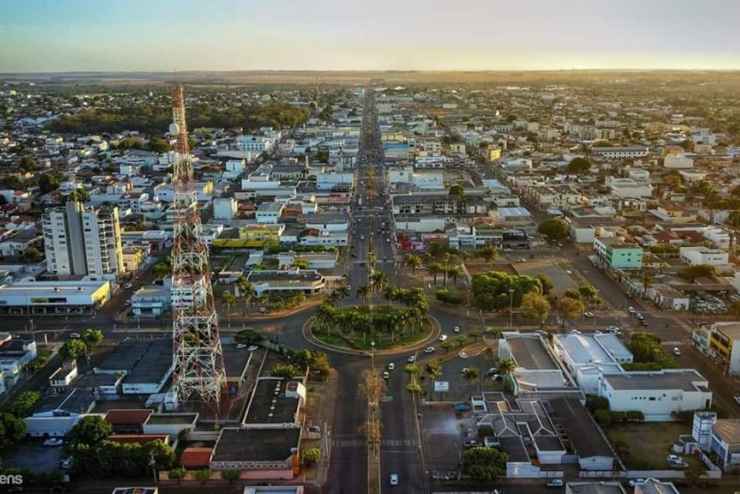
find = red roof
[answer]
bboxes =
[105,409,153,425]
[109,434,169,445]
[181,447,213,468]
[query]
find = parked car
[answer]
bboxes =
[463,439,479,448]
[383,371,390,380]
[628,478,646,487]
[43,438,63,447]
[424,346,435,353]
[387,362,395,371]
[454,402,472,412]
[546,479,564,488]
[439,334,448,342]
[734,395,740,405]
[458,351,469,359]
[453,326,461,333]
[236,344,247,349]
[636,313,645,321]
[69,333,81,339]
[673,347,681,356]
[389,473,399,486]
[584,311,594,318]
[628,306,636,314]
[407,355,416,363]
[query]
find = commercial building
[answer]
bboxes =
[42,201,124,279]
[0,279,111,316]
[95,339,173,395]
[593,237,643,270]
[710,418,740,471]
[247,269,326,296]
[24,388,96,437]
[591,146,649,160]
[708,322,740,376]
[679,246,729,267]
[210,427,301,479]
[599,370,712,421]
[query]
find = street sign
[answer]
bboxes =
[434,381,449,392]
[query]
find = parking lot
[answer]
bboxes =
[421,349,502,402]
[4,440,65,473]
[420,403,463,479]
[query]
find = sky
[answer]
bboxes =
[2,0,740,72]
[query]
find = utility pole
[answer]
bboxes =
[170,86,226,407]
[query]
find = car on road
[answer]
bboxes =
[389,473,399,486]
[606,325,621,334]
[628,478,646,487]
[458,351,469,359]
[60,457,73,470]
[453,325,461,333]
[628,306,636,314]
[454,402,472,412]
[584,311,594,318]
[546,479,564,488]
[439,334,448,342]
[387,362,395,371]
[236,344,247,349]
[69,332,81,339]
[247,345,258,352]
[407,355,416,363]
[43,438,63,447]
[383,371,390,380]
[636,313,645,321]
[424,346,435,353]
[673,347,681,356]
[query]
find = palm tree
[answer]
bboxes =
[497,358,516,376]
[236,276,256,314]
[222,291,237,326]
[370,271,388,295]
[356,286,370,305]
[447,265,462,286]
[428,263,442,286]
[404,254,422,274]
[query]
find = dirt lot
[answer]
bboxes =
[606,422,693,470]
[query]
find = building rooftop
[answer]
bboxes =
[211,427,300,463]
[548,397,614,459]
[36,388,96,415]
[712,419,740,445]
[507,334,558,370]
[244,378,301,425]
[105,409,152,426]
[145,413,198,425]
[566,482,625,494]
[603,369,707,392]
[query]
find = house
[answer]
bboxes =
[255,202,285,224]
[633,478,680,494]
[143,413,198,438]
[181,447,212,469]
[49,362,79,390]
[592,146,649,160]
[105,409,153,434]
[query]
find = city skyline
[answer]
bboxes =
[2,0,740,72]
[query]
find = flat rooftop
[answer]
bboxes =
[603,370,707,392]
[566,483,625,494]
[244,378,300,425]
[212,427,300,463]
[146,413,198,425]
[548,397,614,459]
[507,335,557,370]
[96,338,172,384]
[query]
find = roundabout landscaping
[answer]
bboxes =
[303,309,442,356]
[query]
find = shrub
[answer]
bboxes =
[194,469,211,481]
[168,467,186,480]
[594,409,612,426]
[222,469,240,481]
[435,288,464,305]
[303,447,321,465]
[586,394,610,413]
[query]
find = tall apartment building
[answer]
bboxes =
[43,201,124,279]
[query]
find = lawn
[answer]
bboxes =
[606,422,690,470]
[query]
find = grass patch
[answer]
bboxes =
[606,422,690,470]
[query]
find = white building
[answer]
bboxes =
[592,146,649,160]
[0,280,111,316]
[599,370,712,421]
[606,178,653,199]
[238,135,276,154]
[387,166,444,190]
[679,246,729,267]
[42,202,124,279]
[316,172,354,191]
[214,197,238,221]
[256,202,285,224]
[664,152,694,169]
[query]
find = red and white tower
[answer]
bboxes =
[169,86,225,405]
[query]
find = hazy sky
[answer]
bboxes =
[2,0,740,72]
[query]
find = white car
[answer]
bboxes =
[389,473,399,486]
[387,362,395,371]
[439,334,448,342]
[424,346,435,353]
[44,438,64,447]
[407,355,416,363]
[458,351,469,359]
[246,345,259,352]
[236,344,247,349]
[673,347,681,356]
[69,333,81,339]
[584,311,594,318]
[453,326,461,333]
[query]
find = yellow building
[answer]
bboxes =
[122,247,145,273]
[212,224,284,248]
[709,322,740,376]
[488,147,502,162]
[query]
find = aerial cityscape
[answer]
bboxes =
[2,2,740,494]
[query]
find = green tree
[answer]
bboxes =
[404,254,422,273]
[471,271,541,311]
[38,174,61,194]
[578,284,598,302]
[520,291,551,327]
[678,264,716,282]
[234,328,263,346]
[148,136,171,153]
[462,367,479,382]
[497,358,516,376]
[169,467,186,480]
[8,391,40,417]
[303,447,321,465]
[66,415,111,451]
[559,296,585,320]
[309,352,331,378]
[567,157,591,174]
[463,447,508,482]
[81,328,104,348]
[537,218,570,242]
[21,246,44,263]
[223,469,241,482]
[271,363,302,379]
[152,260,171,278]
[0,413,27,449]
[476,245,497,262]
[61,338,88,361]
[537,274,554,296]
